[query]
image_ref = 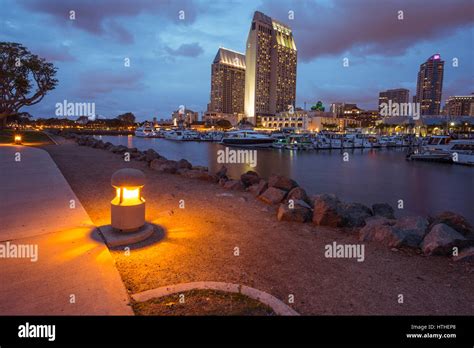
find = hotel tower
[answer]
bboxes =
[415,54,444,115]
[209,47,246,115]
[244,11,297,124]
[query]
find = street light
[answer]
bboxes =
[14,134,22,144]
[111,168,146,232]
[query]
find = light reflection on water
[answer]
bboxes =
[96,135,473,222]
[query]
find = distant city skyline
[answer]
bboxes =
[1,0,473,120]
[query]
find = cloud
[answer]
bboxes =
[18,0,198,42]
[34,45,76,62]
[165,42,204,57]
[260,0,474,61]
[76,70,145,98]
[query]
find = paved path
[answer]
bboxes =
[0,145,132,315]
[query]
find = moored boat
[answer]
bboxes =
[220,130,275,148]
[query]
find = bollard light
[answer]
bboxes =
[111,168,146,232]
[14,134,22,144]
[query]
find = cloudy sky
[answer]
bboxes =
[1,0,473,120]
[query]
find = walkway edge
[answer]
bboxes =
[131,281,299,316]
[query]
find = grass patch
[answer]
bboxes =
[133,289,276,316]
[0,130,53,145]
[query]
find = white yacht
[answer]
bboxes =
[408,136,474,165]
[135,124,156,137]
[163,129,200,141]
[221,130,275,148]
[313,133,344,149]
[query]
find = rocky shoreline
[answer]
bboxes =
[62,132,474,263]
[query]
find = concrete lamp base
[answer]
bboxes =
[99,223,154,248]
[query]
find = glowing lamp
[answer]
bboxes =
[111,168,146,232]
[14,135,22,144]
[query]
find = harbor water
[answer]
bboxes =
[96,135,473,223]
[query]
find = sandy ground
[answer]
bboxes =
[43,142,474,315]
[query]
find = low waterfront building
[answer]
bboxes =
[307,116,361,132]
[203,111,245,127]
[445,94,474,116]
[172,108,199,126]
[259,111,307,130]
[377,115,474,136]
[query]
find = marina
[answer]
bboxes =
[95,134,474,223]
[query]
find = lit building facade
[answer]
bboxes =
[244,11,297,124]
[445,95,474,116]
[379,88,409,107]
[209,48,246,115]
[415,54,444,115]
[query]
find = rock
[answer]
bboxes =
[218,178,228,186]
[277,203,312,223]
[103,142,114,150]
[422,223,468,256]
[150,159,178,174]
[312,194,344,227]
[292,199,312,210]
[453,247,474,262]
[130,151,143,158]
[111,145,128,154]
[287,187,310,204]
[144,149,161,162]
[177,159,193,170]
[193,165,208,172]
[258,187,287,205]
[77,136,87,146]
[248,179,268,197]
[181,169,213,181]
[393,216,429,247]
[223,180,244,190]
[268,174,298,191]
[359,215,428,248]
[91,140,103,148]
[359,217,413,248]
[239,197,248,203]
[372,203,395,219]
[215,166,228,179]
[240,171,260,187]
[340,202,372,228]
[429,211,473,236]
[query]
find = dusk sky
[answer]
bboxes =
[1,0,473,121]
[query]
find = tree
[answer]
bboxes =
[116,112,136,125]
[311,101,325,111]
[0,42,58,126]
[215,119,232,130]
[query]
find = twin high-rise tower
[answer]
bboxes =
[209,11,297,125]
[415,54,444,115]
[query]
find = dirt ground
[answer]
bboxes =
[132,289,275,316]
[44,143,474,315]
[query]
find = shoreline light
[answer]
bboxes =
[111,168,146,232]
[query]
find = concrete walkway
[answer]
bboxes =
[0,145,132,315]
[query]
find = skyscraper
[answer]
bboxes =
[378,88,409,108]
[244,11,297,124]
[209,47,246,115]
[415,54,444,115]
